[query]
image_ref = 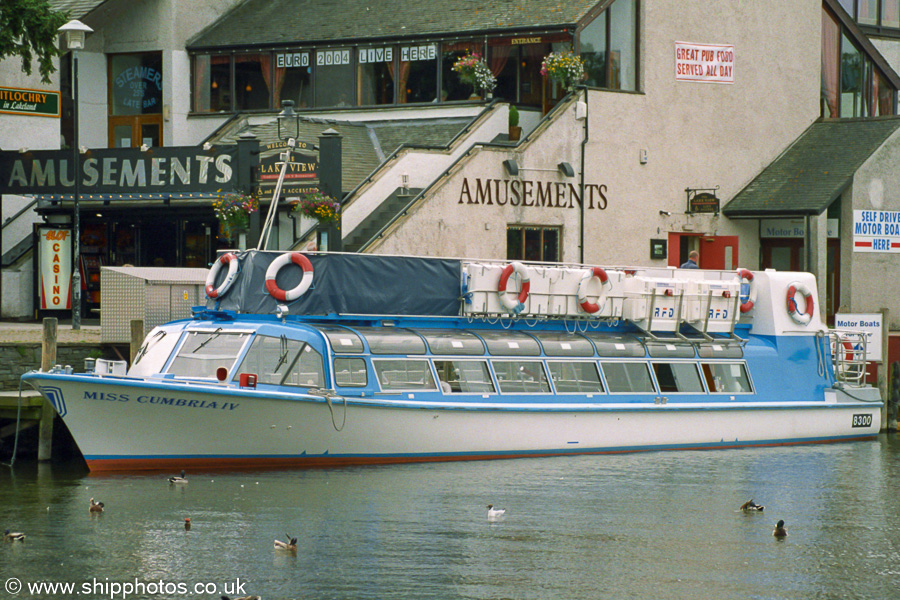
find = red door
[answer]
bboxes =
[668,233,739,270]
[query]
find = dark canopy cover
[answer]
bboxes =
[207,251,462,317]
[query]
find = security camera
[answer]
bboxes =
[659,210,672,216]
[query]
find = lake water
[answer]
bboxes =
[2,436,900,600]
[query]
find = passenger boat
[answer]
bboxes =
[21,250,882,472]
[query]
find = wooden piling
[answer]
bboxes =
[38,317,58,461]
[130,319,145,365]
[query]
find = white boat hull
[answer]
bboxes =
[24,374,881,471]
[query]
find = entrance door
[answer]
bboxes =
[109,115,162,148]
[761,239,803,271]
[667,233,739,270]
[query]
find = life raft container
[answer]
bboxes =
[736,268,757,313]
[497,261,531,314]
[205,253,239,299]
[786,281,814,325]
[265,252,314,302]
[577,267,610,314]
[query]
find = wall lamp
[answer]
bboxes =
[502,159,519,176]
[659,210,672,216]
[557,162,575,177]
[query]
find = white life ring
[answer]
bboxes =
[577,267,610,314]
[498,261,531,314]
[736,268,757,313]
[786,281,814,325]
[265,252,314,302]
[205,253,239,299]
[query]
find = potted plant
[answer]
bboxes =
[508,104,521,141]
[293,190,341,224]
[452,52,497,99]
[213,190,259,240]
[540,50,586,92]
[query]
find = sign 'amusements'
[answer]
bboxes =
[0,146,237,197]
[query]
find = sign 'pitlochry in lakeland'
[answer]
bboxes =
[0,86,60,117]
[0,146,237,197]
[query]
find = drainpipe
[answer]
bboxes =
[579,86,588,264]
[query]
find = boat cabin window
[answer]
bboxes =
[600,361,655,393]
[646,342,695,358]
[701,362,752,393]
[583,333,646,357]
[373,359,437,391]
[334,357,368,387]
[697,343,744,359]
[651,362,704,393]
[128,326,182,377]
[233,334,324,387]
[165,330,250,379]
[547,361,604,393]
[418,329,485,355]
[477,331,541,356]
[491,360,550,393]
[433,359,495,394]
[534,332,595,357]
[355,327,427,354]
[316,326,365,353]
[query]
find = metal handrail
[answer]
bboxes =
[829,330,867,385]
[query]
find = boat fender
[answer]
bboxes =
[786,281,814,325]
[498,261,530,314]
[205,253,239,299]
[736,268,757,313]
[577,267,610,314]
[265,252,314,302]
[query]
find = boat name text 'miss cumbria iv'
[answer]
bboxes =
[22,251,881,471]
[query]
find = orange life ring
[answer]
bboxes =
[498,262,530,314]
[205,253,239,299]
[786,281,814,325]
[577,267,610,314]
[265,252,314,302]
[736,268,757,313]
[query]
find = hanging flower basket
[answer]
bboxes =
[293,191,341,224]
[540,50,586,91]
[213,190,259,238]
[452,52,497,96]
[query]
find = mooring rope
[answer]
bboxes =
[1,378,26,468]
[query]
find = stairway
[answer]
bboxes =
[342,187,422,252]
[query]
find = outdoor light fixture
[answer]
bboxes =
[277,99,301,141]
[659,210,672,216]
[59,18,93,331]
[503,159,519,176]
[202,141,213,151]
[557,162,575,177]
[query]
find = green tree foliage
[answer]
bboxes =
[0,0,68,83]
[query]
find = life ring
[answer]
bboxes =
[205,253,239,299]
[498,261,531,314]
[786,281,814,325]
[265,252,314,302]
[577,267,610,314]
[736,268,757,313]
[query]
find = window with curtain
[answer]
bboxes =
[358,46,395,105]
[399,43,438,103]
[488,43,514,101]
[192,53,231,112]
[884,0,900,26]
[442,41,482,101]
[840,33,865,117]
[609,0,637,91]
[315,48,355,107]
[276,51,312,109]
[235,53,271,111]
[822,8,840,118]
[577,0,638,91]
[858,0,878,24]
[507,225,560,262]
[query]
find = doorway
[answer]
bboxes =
[667,233,739,270]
